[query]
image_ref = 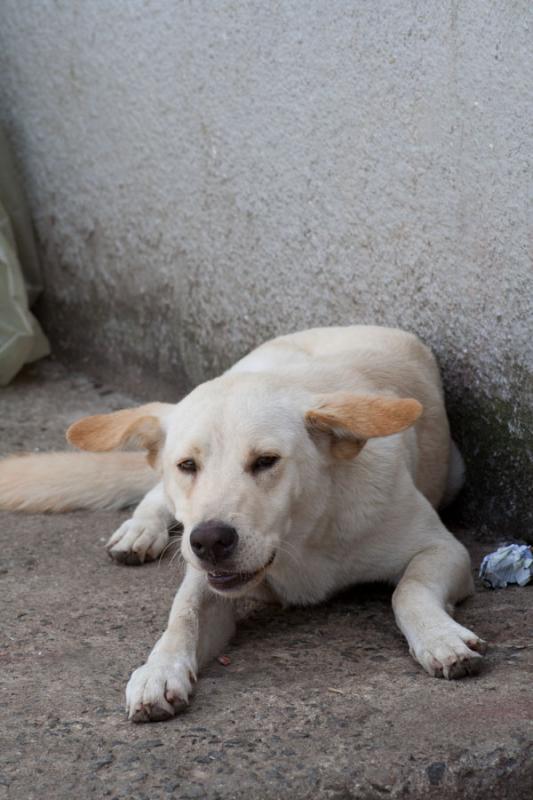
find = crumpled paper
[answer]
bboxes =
[479,544,533,589]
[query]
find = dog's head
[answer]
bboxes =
[67,376,421,597]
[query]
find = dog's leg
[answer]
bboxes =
[106,482,173,564]
[126,565,235,722]
[392,528,486,679]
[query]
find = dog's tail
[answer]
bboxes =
[0,451,157,513]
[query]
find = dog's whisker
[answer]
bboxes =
[152,529,185,568]
[274,541,305,571]
[158,537,179,562]
[167,546,185,569]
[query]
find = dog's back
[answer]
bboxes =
[232,326,454,509]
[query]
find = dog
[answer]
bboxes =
[0,325,486,722]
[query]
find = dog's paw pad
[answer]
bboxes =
[106,519,169,565]
[126,658,194,723]
[165,688,188,709]
[466,637,487,654]
[447,652,483,679]
[130,703,175,724]
[108,548,145,566]
[413,623,487,680]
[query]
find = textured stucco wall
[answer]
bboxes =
[0,1,531,536]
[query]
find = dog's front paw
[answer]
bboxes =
[410,621,487,679]
[126,656,196,723]
[106,519,169,565]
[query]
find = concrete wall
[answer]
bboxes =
[0,1,531,536]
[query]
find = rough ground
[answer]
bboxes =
[1,359,532,800]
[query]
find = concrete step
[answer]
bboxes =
[1,360,531,799]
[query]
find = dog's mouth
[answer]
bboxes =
[207,552,275,592]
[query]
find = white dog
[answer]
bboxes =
[0,326,486,722]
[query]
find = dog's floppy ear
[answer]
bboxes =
[305,393,423,459]
[67,402,174,467]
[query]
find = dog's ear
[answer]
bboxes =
[67,403,174,467]
[305,393,423,459]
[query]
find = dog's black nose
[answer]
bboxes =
[190,521,238,564]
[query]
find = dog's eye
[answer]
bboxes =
[177,459,197,474]
[251,454,280,474]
